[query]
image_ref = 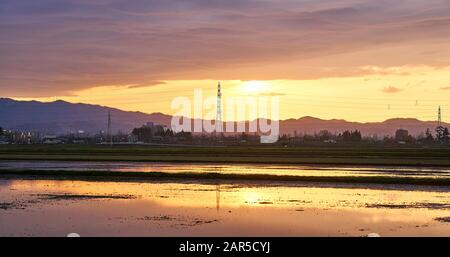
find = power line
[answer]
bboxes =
[289,92,450,103]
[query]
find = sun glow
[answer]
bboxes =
[240,81,270,94]
[13,65,450,123]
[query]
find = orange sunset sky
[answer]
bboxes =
[1,0,450,122]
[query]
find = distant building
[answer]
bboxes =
[42,135,62,144]
[144,122,168,134]
[395,129,410,143]
[130,122,170,143]
[72,139,86,144]
[0,135,9,144]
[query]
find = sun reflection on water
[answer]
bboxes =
[1,179,449,236]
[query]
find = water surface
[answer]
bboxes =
[1,178,449,236]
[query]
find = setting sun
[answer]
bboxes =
[240,81,270,94]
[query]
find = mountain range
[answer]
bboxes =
[0,98,445,137]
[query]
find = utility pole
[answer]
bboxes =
[438,106,442,127]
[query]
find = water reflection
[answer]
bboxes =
[216,184,220,212]
[0,179,449,236]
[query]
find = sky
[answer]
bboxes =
[1,0,450,122]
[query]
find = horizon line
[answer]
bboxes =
[1,97,444,124]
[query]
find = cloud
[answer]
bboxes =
[127,81,166,89]
[1,0,450,96]
[382,86,402,93]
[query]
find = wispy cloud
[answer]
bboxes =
[1,0,450,96]
[127,81,166,89]
[382,86,402,93]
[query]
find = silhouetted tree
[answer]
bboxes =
[443,127,450,144]
[318,130,332,141]
[425,128,434,141]
[383,136,395,144]
[176,130,192,140]
[341,130,362,142]
[421,128,435,144]
[436,126,450,144]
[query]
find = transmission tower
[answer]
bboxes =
[435,105,446,143]
[216,82,223,132]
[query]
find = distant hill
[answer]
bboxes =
[280,116,444,137]
[0,98,171,134]
[0,98,445,136]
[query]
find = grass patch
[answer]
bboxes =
[1,145,450,166]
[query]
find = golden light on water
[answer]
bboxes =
[3,179,450,237]
[243,192,261,205]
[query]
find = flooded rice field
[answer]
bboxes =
[1,176,449,236]
[1,160,450,179]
